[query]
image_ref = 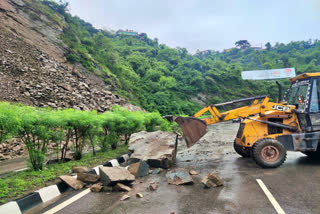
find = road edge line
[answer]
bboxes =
[256,179,285,214]
[43,188,91,214]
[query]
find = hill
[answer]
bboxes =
[2,0,320,115]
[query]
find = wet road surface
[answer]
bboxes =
[39,122,320,214]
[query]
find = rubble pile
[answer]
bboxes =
[0,139,24,160]
[57,131,224,202]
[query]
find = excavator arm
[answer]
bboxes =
[171,95,295,148]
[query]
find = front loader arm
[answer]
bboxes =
[174,95,295,147]
[195,96,295,125]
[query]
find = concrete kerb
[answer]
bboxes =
[0,153,131,214]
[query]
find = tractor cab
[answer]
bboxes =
[287,73,320,131]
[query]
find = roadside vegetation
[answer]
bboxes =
[0,101,174,203]
[0,145,128,203]
[0,102,172,171]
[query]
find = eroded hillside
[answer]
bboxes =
[0,0,140,111]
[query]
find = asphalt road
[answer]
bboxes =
[38,122,320,214]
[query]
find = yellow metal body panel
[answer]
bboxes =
[235,111,300,148]
[289,72,320,82]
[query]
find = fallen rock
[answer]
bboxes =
[189,169,198,175]
[128,160,149,178]
[101,186,113,192]
[166,168,193,185]
[136,193,143,198]
[113,183,132,192]
[77,173,99,183]
[201,173,224,188]
[148,184,159,191]
[90,183,102,192]
[59,175,84,190]
[128,131,177,169]
[151,169,161,174]
[72,166,89,173]
[120,194,130,201]
[99,166,135,186]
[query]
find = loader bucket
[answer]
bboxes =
[175,116,208,148]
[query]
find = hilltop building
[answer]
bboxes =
[195,49,214,56]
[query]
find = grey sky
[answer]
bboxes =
[66,0,320,53]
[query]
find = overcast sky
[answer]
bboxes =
[66,0,320,53]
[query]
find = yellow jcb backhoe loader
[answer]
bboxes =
[166,73,320,168]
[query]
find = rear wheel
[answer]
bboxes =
[252,138,287,168]
[233,140,250,158]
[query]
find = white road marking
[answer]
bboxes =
[43,188,91,214]
[256,179,286,214]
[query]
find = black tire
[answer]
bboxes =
[233,140,251,158]
[252,138,287,168]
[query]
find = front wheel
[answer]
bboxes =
[252,138,287,168]
[233,140,250,158]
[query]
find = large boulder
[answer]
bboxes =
[99,166,135,186]
[128,131,177,169]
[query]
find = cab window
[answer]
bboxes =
[287,82,309,111]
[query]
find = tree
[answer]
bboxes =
[265,42,272,51]
[235,40,251,49]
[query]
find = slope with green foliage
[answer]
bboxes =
[31,1,320,115]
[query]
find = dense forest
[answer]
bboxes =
[38,1,320,115]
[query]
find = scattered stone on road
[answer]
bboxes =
[148,183,159,191]
[128,131,177,169]
[101,186,113,192]
[201,172,224,188]
[90,183,103,192]
[120,194,130,201]
[59,175,84,190]
[72,166,89,173]
[113,183,132,192]
[136,193,143,198]
[189,169,198,175]
[99,166,135,186]
[166,168,193,185]
[77,173,99,183]
[151,168,161,174]
[128,160,149,177]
